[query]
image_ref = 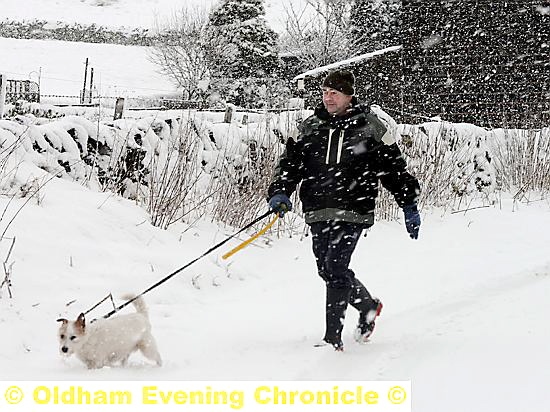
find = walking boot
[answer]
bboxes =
[316,286,351,351]
[353,298,383,343]
[349,278,383,343]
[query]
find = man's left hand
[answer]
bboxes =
[403,204,421,240]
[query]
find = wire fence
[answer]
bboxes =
[5,80,40,104]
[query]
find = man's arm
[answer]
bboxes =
[267,136,304,199]
[376,143,420,207]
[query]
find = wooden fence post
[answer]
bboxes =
[88,68,94,104]
[81,57,89,104]
[113,97,125,120]
[224,105,234,123]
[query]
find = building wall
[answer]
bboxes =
[301,50,402,112]
[400,0,549,128]
[300,0,549,128]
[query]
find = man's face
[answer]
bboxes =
[322,87,353,116]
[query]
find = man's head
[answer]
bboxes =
[321,70,355,116]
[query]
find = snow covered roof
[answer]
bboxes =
[293,45,402,80]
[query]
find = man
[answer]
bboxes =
[267,69,421,351]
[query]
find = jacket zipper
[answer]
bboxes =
[326,129,345,165]
[336,129,344,164]
[325,129,334,164]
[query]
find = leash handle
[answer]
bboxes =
[222,214,279,260]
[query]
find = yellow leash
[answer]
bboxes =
[222,214,279,260]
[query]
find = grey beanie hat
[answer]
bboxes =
[322,69,355,95]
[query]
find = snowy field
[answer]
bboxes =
[0,37,176,99]
[0,0,308,99]
[1,0,303,32]
[0,170,549,412]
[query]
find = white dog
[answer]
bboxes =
[57,295,162,369]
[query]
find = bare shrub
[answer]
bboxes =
[206,123,282,229]
[148,6,233,100]
[488,128,550,201]
[0,236,16,299]
[146,118,206,229]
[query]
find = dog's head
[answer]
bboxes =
[57,313,86,356]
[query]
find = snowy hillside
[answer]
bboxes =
[1,0,300,32]
[0,0,306,99]
[0,37,176,99]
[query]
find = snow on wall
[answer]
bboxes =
[0,109,299,199]
[1,107,544,211]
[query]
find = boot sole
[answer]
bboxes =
[313,340,344,351]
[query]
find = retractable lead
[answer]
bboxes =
[95,210,275,321]
[222,214,279,260]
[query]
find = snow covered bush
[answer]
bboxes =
[0,107,546,231]
[487,128,550,201]
[207,0,279,80]
[396,122,498,212]
[205,0,283,108]
[0,109,296,229]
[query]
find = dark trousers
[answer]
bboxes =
[310,220,364,288]
[310,220,376,344]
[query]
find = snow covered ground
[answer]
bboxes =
[1,2,550,411]
[0,37,176,99]
[0,170,549,411]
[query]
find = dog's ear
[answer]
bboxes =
[56,318,68,325]
[76,313,86,333]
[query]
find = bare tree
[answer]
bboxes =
[279,0,352,70]
[148,6,234,100]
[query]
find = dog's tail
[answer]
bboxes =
[121,294,148,317]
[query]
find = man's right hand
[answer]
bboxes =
[268,194,293,217]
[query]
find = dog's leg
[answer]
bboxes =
[120,354,130,367]
[138,334,162,366]
[85,360,100,369]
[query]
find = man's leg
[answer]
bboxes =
[350,278,379,315]
[350,277,383,343]
[310,221,364,349]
